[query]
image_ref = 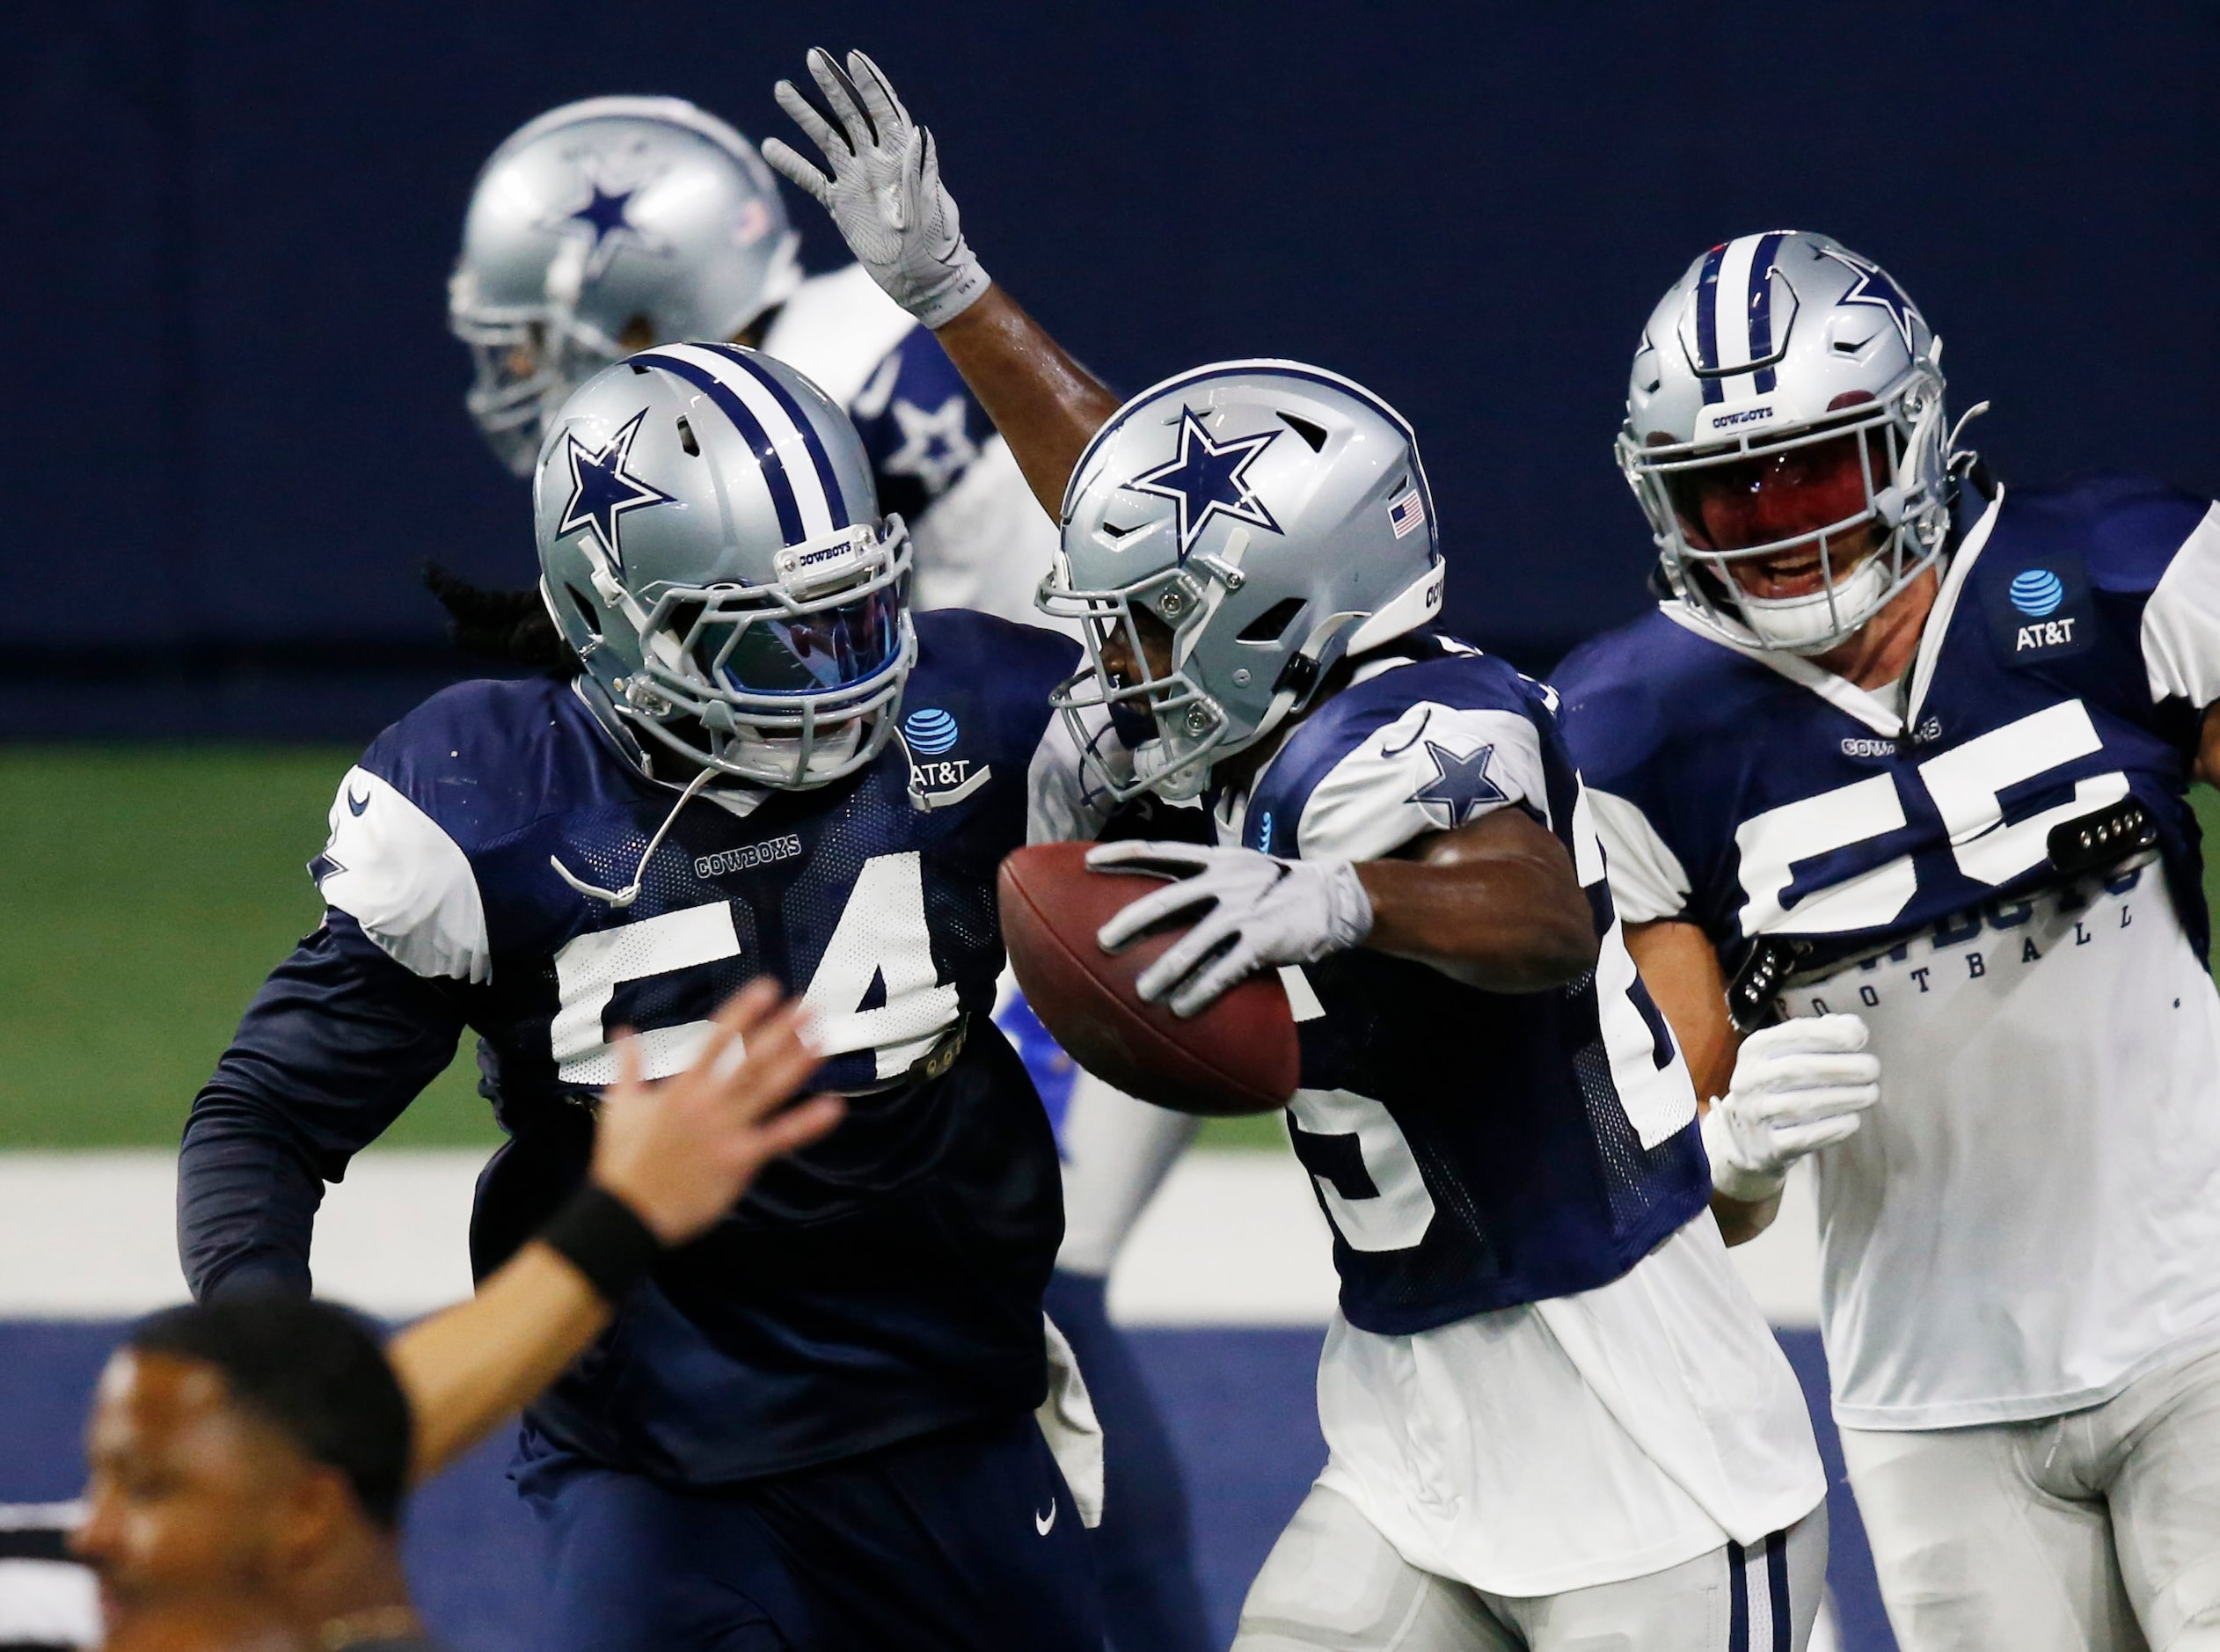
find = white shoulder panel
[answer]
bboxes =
[758,264,918,408]
[2140,501,2220,706]
[314,767,491,983]
[1294,703,1545,865]
[1584,787,1693,925]
[909,435,1069,630]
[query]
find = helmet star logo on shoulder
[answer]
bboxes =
[558,408,676,574]
[1405,741,1507,830]
[1818,245,1926,355]
[1126,408,1282,557]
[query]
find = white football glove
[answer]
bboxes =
[1702,1012,1880,1202]
[1088,841,1373,1020]
[763,49,991,330]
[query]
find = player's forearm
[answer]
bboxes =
[1623,920,1778,1245]
[177,1099,323,1300]
[931,286,1121,517]
[1355,848,1598,992]
[391,1241,613,1485]
[1710,1188,1782,1246]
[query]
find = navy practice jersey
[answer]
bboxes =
[1555,476,2220,1426]
[179,609,1099,1484]
[1219,634,1711,1335]
[1556,477,2214,982]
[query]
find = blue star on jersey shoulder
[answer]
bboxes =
[559,408,675,572]
[1406,739,1507,828]
[1126,407,1281,556]
[1821,245,1924,354]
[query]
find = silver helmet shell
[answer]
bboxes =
[1617,230,1954,654]
[1042,361,1443,803]
[453,96,803,474]
[533,344,912,790]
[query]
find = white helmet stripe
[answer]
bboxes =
[1712,235,1763,369]
[646,343,838,543]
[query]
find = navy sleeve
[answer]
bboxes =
[177,911,467,1300]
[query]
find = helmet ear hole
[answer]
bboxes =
[1238,596,1308,644]
[565,584,602,638]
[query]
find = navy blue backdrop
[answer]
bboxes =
[1,0,2213,736]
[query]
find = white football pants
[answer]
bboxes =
[1839,1340,2220,1652]
[1231,1482,1827,1652]
[1055,1072,1201,1276]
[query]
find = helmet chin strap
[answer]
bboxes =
[550,763,718,909]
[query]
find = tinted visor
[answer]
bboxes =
[1664,428,1886,552]
[702,588,903,696]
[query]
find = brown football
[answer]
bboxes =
[997,842,1300,1117]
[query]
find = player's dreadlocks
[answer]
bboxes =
[422,562,579,674]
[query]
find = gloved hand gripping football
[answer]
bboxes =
[1088,841,1373,1020]
[763,49,991,329]
[1702,1012,1880,1202]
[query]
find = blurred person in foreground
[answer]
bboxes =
[84,983,837,1652]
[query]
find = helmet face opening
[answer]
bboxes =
[1040,566,1226,804]
[618,524,914,787]
[1666,425,1886,559]
[683,584,906,698]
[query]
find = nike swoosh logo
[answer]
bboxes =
[346,788,371,816]
[1034,1500,1056,1537]
[1380,705,1434,759]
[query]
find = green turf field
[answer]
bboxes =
[0,746,1288,1149]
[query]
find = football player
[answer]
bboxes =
[179,347,1116,1651]
[1552,231,2220,1649]
[442,95,1214,1648]
[765,51,1837,1648]
[448,95,1051,621]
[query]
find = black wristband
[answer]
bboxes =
[540,1183,664,1305]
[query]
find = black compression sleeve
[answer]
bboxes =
[178,913,467,1300]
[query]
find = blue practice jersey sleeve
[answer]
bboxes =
[179,910,467,1300]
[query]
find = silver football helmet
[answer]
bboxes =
[1041,361,1443,803]
[1618,230,1964,654]
[534,344,912,790]
[453,97,802,475]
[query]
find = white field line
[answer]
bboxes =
[0,1151,1820,1327]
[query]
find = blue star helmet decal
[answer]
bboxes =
[1406,740,1508,829]
[544,158,666,280]
[1126,407,1282,558]
[558,408,676,573]
[1821,245,1925,355]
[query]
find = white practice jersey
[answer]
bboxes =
[762,266,1063,628]
[1223,640,1822,1592]
[1559,478,2220,1430]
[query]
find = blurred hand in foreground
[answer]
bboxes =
[592,978,843,1245]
